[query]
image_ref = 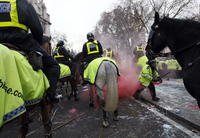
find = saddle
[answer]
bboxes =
[1,43,43,71]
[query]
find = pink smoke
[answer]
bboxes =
[117,56,140,98]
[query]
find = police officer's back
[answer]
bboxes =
[82,33,103,64]
[0,0,43,49]
[54,40,74,66]
[0,0,60,103]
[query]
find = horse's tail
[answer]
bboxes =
[104,61,119,112]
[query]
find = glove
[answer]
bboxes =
[152,77,162,83]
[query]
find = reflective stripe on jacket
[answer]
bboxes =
[54,47,64,58]
[139,65,160,87]
[0,0,28,31]
[106,50,112,58]
[165,59,182,70]
[84,57,118,84]
[136,56,148,68]
[86,40,99,55]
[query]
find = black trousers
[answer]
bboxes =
[0,29,60,96]
[134,82,156,99]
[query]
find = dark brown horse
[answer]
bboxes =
[58,75,78,101]
[41,37,78,101]
[20,100,52,138]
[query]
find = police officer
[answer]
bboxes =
[105,48,113,58]
[82,32,103,64]
[0,0,60,103]
[134,59,162,101]
[53,40,74,78]
[133,46,148,71]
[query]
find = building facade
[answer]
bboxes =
[27,0,51,36]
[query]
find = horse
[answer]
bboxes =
[74,52,119,128]
[58,74,78,101]
[145,12,200,108]
[41,38,78,101]
[0,43,53,138]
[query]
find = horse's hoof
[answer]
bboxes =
[44,133,52,138]
[113,116,119,121]
[75,97,79,101]
[89,103,94,107]
[102,120,109,128]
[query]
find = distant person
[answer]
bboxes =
[105,48,113,58]
[133,46,148,71]
[134,60,162,101]
[53,40,75,78]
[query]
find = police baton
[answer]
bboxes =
[161,72,170,78]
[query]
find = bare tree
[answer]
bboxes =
[94,0,197,56]
[51,30,68,48]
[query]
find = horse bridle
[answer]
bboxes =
[147,23,200,70]
[146,24,172,60]
[146,24,162,59]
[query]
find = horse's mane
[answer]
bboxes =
[160,17,200,33]
[74,52,84,62]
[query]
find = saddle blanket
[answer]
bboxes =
[0,44,49,127]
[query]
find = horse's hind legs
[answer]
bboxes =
[197,99,200,109]
[74,88,79,101]
[113,110,119,121]
[19,112,29,138]
[102,109,109,128]
[40,100,52,138]
[89,86,94,107]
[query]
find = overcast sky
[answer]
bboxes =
[44,0,119,51]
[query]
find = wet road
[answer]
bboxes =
[1,84,199,138]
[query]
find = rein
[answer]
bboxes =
[174,41,200,55]
[147,22,200,70]
[147,27,200,70]
[174,41,200,70]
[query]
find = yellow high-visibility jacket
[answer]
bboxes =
[139,65,160,87]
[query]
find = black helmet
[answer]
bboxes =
[57,40,64,46]
[87,32,94,41]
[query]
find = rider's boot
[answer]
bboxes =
[45,64,62,104]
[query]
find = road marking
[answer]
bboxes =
[131,97,200,138]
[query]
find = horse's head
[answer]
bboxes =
[146,12,168,60]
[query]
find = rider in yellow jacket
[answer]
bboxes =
[134,59,162,101]
[105,48,113,58]
[0,0,60,103]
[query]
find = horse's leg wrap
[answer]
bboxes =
[70,80,78,101]
[102,109,109,128]
[197,99,200,109]
[74,88,79,101]
[113,110,119,121]
[88,85,95,107]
